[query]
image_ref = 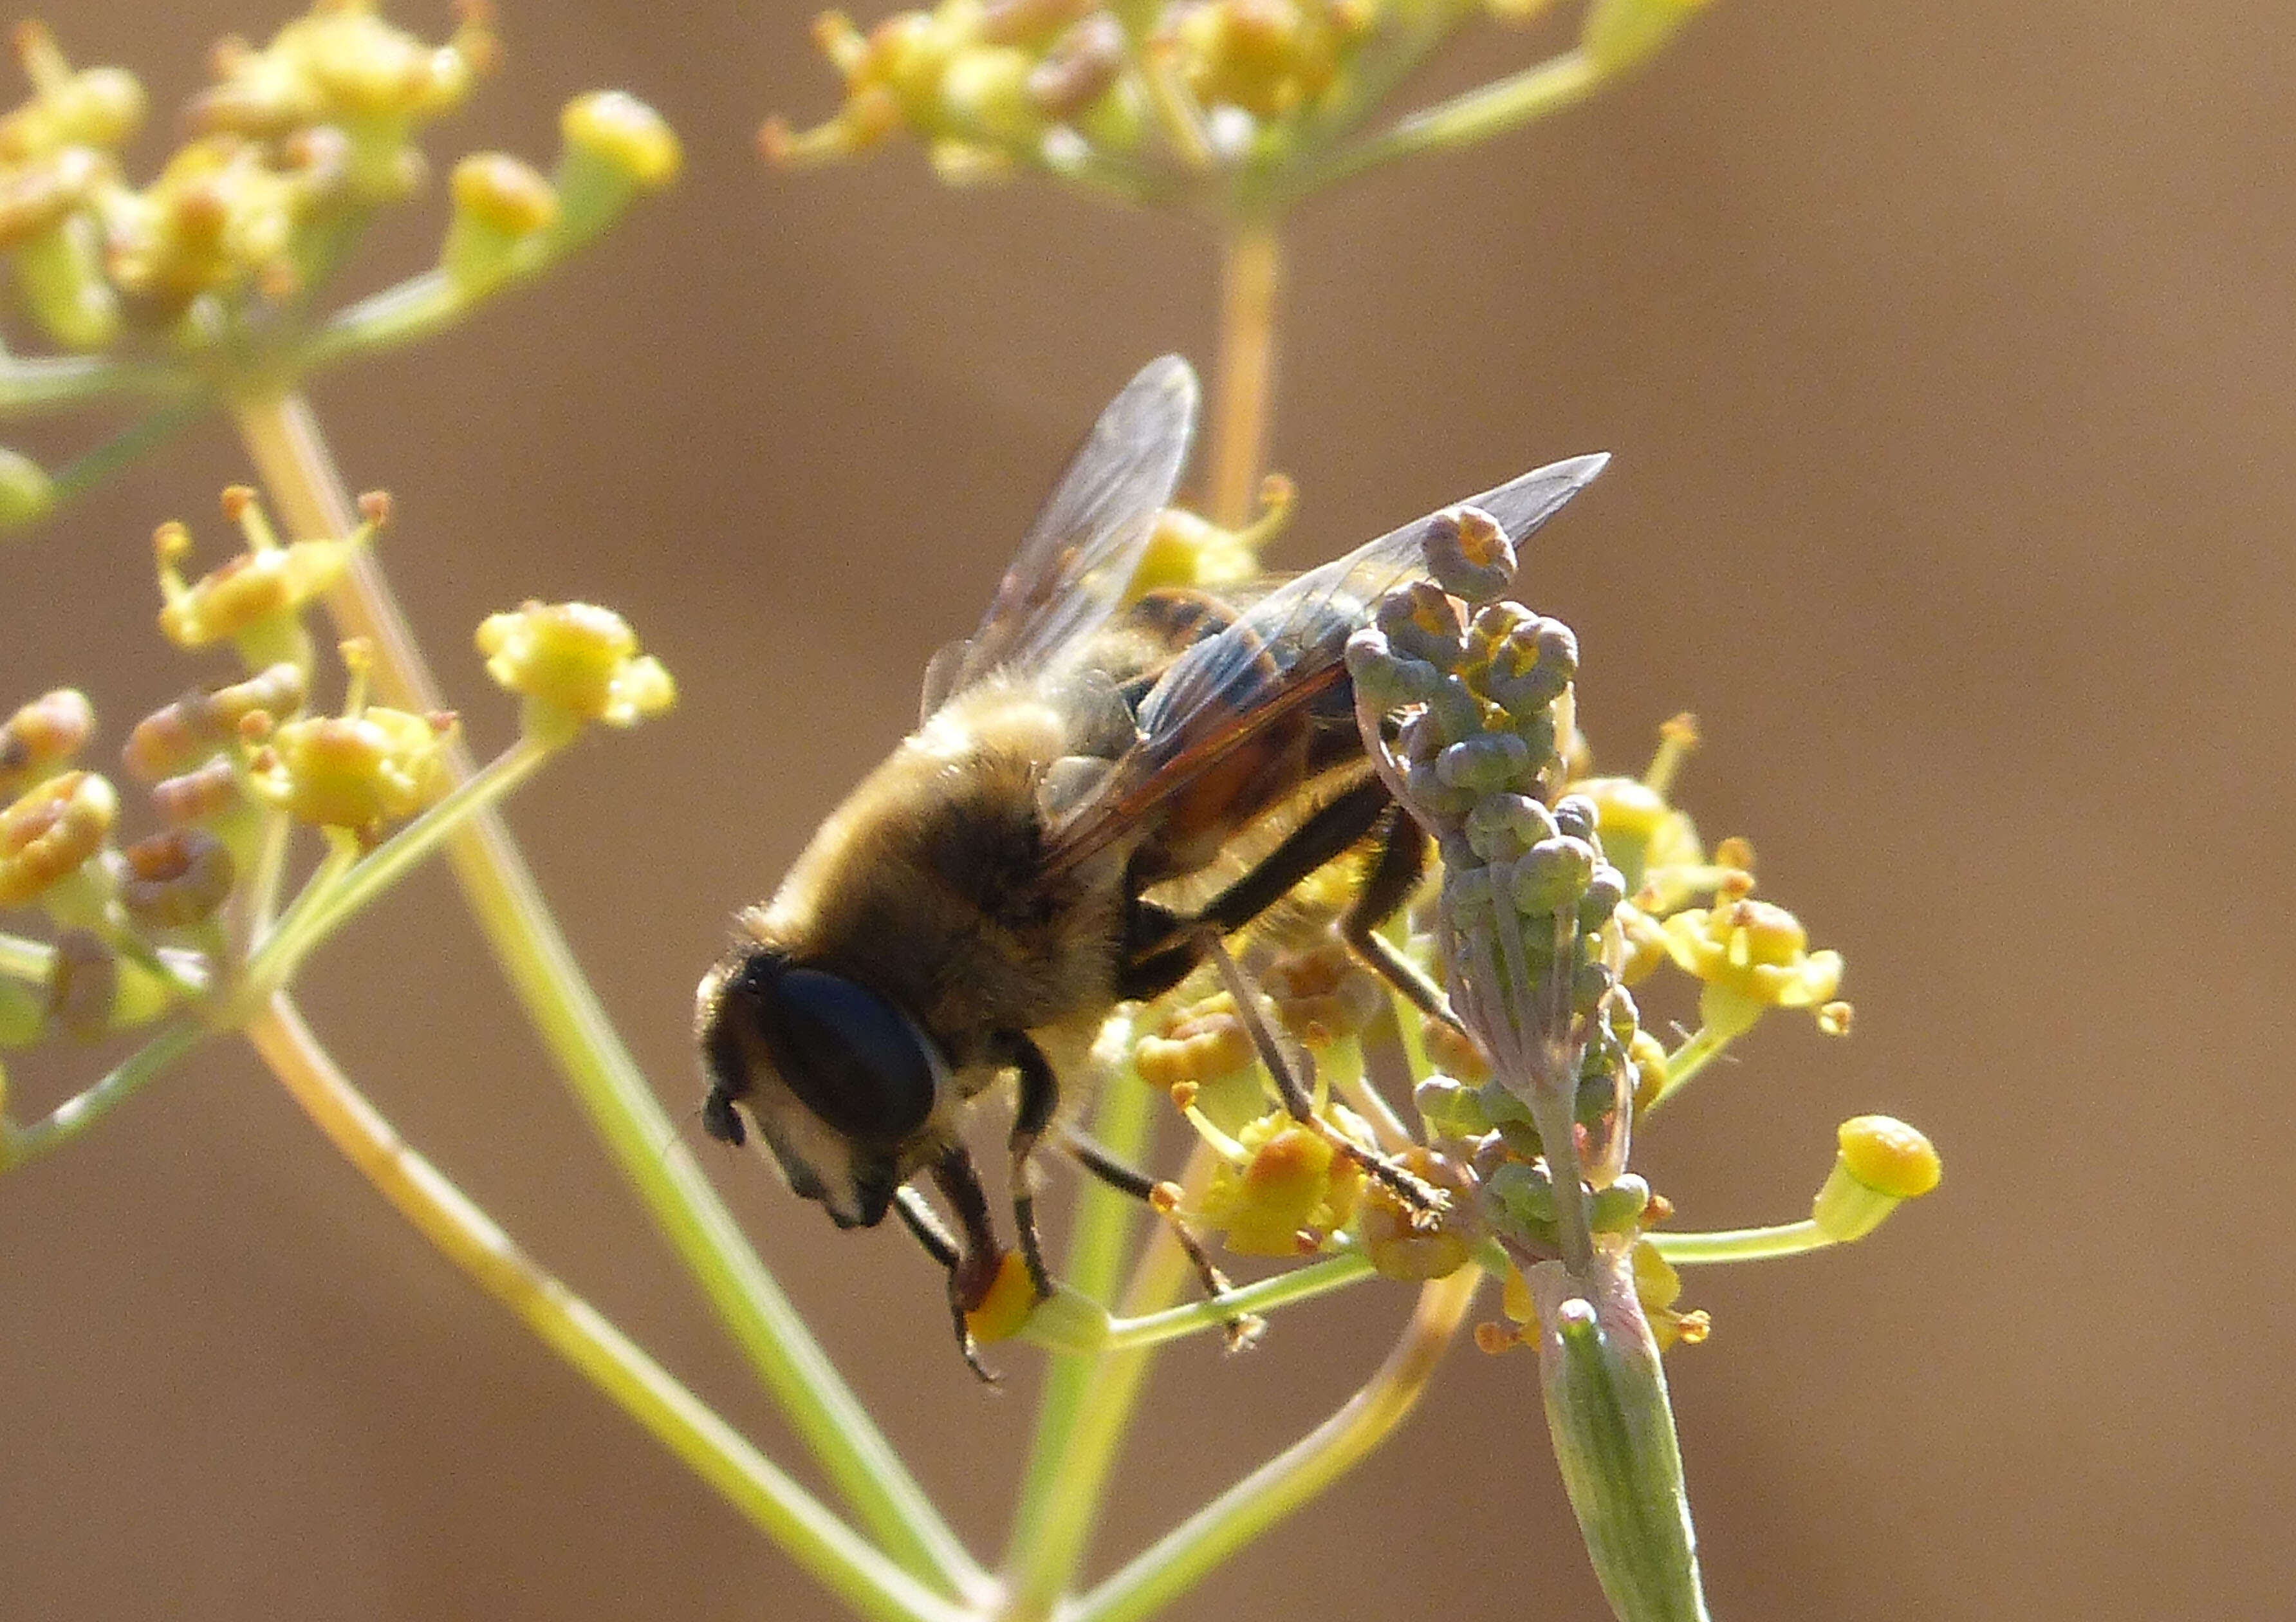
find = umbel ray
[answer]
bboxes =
[696,355,1606,1370]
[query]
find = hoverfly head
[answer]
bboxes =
[696,948,948,1229]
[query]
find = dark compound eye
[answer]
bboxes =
[752,966,941,1148]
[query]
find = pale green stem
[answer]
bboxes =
[239,834,358,1005]
[1100,1251,1373,1350]
[240,996,964,1622]
[1345,1015,1418,1151]
[297,271,461,374]
[1019,1249,1378,1355]
[20,398,210,520]
[241,736,553,1000]
[1068,1265,1483,1622]
[0,353,189,416]
[229,389,984,1603]
[1647,1021,1734,1113]
[1650,1219,1833,1266]
[227,799,297,966]
[0,1021,203,1170]
[1307,50,1604,194]
[1208,223,1282,530]
[1001,1072,1169,1620]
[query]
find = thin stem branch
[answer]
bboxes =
[1069,1265,1483,1622]
[1651,1219,1832,1266]
[1,1022,205,1170]
[40,399,211,510]
[1208,223,1282,529]
[228,389,985,1603]
[1647,1021,1733,1113]
[1002,1068,1165,1620]
[1306,50,1604,195]
[0,353,190,417]
[1100,1251,1373,1350]
[239,996,964,1622]
[240,736,554,1000]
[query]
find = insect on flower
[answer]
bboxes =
[696,356,1606,1371]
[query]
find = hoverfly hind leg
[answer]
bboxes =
[1062,1129,1266,1352]
[1343,805,1471,1040]
[1196,928,1452,1223]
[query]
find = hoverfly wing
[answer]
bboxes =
[922,356,1201,720]
[1042,452,1609,872]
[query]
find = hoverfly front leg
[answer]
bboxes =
[890,1186,999,1382]
[918,1144,1010,1383]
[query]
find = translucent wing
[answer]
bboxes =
[920,357,1199,718]
[1044,452,1611,872]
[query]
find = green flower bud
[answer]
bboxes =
[1512,834,1597,916]
[1422,504,1515,601]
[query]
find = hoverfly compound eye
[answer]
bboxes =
[754,966,943,1147]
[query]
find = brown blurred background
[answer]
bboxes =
[3,1,2289,1617]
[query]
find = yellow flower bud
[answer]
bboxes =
[154,489,380,656]
[1134,992,1262,1088]
[1,24,144,159]
[0,688,93,796]
[123,664,306,783]
[1812,1115,1941,1242]
[255,706,454,834]
[1580,0,1710,77]
[476,601,676,737]
[1358,1147,1477,1281]
[1261,940,1383,1047]
[0,768,116,906]
[442,151,559,292]
[118,828,236,929]
[1194,1106,1370,1256]
[1662,895,1845,1038]
[560,90,683,190]
[0,443,54,527]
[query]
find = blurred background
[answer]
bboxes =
[3,1,2289,1617]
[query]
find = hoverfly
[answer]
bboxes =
[697,356,1605,1366]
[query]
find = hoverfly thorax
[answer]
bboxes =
[698,949,954,1229]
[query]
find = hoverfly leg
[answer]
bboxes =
[992,1032,1062,1303]
[1342,805,1470,1040]
[891,1186,999,1383]
[926,1144,1010,1383]
[1062,1128,1265,1351]
[1197,928,1451,1222]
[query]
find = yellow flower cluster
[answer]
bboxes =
[764,0,1721,209]
[0,5,674,380]
[0,7,489,346]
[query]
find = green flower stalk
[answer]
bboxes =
[1347,501,1710,1618]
